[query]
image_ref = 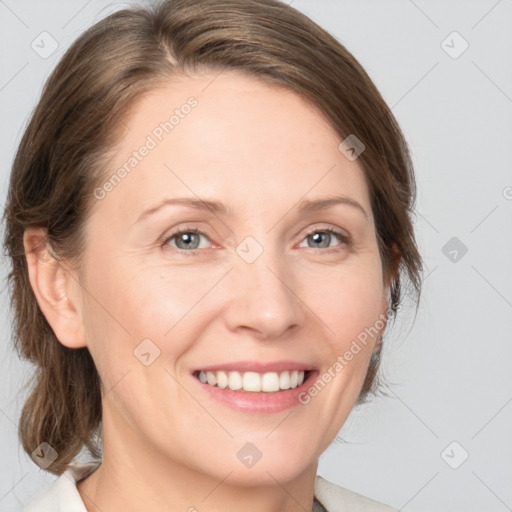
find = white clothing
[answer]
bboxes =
[22,462,398,511]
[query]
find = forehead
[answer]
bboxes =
[95,70,372,223]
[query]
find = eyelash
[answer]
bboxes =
[160,226,351,256]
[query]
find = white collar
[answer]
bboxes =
[23,461,397,512]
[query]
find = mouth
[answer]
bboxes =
[193,369,312,393]
[190,362,318,413]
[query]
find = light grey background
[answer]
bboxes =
[1,1,511,511]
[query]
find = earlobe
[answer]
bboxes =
[376,244,401,351]
[23,227,87,349]
[372,296,388,355]
[387,243,401,289]
[373,333,383,353]
[382,242,401,310]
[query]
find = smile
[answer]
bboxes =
[194,370,308,392]
[191,361,318,413]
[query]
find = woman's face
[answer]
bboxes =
[77,70,389,484]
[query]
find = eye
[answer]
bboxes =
[161,228,211,253]
[160,226,351,255]
[298,227,350,251]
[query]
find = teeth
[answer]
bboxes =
[197,369,306,392]
[290,370,298,388]
[262,372,280,392]
[228,371,242,390]
[216,370,228,389]
[279,371,291,390]
[243,372,261,392]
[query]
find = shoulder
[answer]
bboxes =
[314,475,398,512]
[22,462,100,512]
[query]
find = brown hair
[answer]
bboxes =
[3,0,422,475]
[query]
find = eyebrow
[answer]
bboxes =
[135,194,369,223]
[136,197,229,223]
[297,195,369,220]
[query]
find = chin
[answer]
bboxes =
[215,436,319,487]
[223,456,314,488]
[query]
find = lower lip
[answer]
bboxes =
[192,371,318,413]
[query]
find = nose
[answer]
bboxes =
[223,247,303,341]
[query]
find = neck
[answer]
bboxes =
[77,410,319,512]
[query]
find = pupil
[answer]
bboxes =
[311,232,328,248]
[178,233,198,249]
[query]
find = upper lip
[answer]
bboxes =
[192,361,316,373]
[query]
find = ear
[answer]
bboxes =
[375,243,402,352]
[23,227,87,349]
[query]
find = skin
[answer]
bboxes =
[24,70,395,512]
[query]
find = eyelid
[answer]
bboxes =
[160,226,214,252]
[160,222,351,255]
[297,225,352,250]
[301,223,351,241]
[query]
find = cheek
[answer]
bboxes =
[82,250,200,336]
[297,253,385,344]
[80,253,225,377]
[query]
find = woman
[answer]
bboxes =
[3,0,422,510]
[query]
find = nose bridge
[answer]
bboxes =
[225,234,301,338]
